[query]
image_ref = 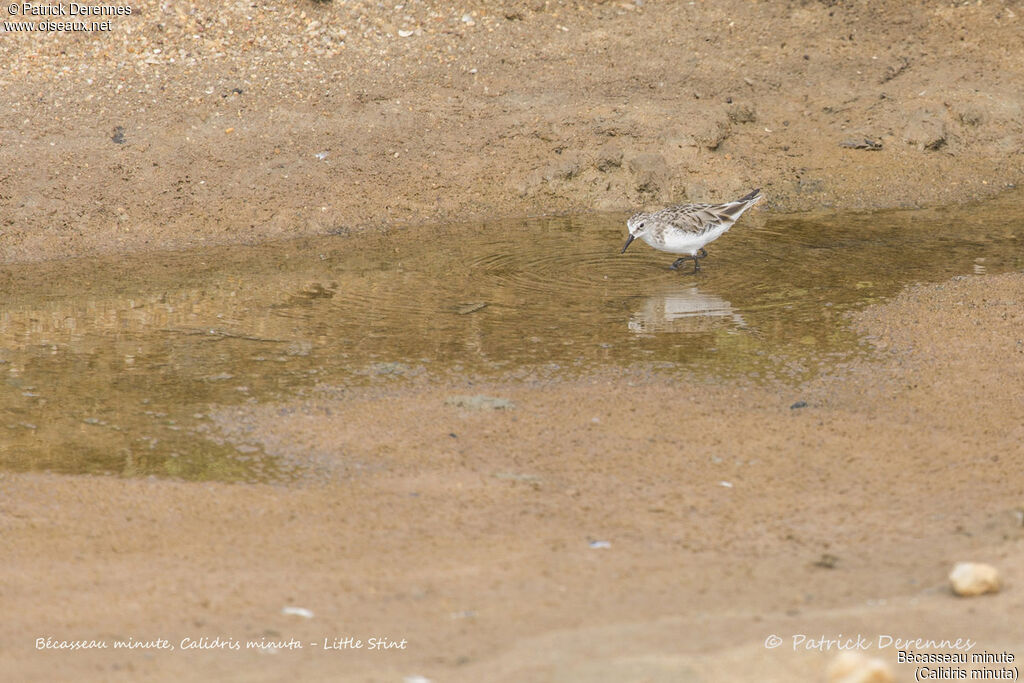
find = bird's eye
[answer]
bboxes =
[639,222,645,228]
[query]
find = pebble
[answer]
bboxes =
[726,104,756,124]
[949,562,1001,597]
[445,395,514,410]
[455,301,488,315]
[826,652,894,683]
[814,553,840,569]
[839,138,883,150]
[903,109,946,151]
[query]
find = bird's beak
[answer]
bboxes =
[620,234,636,254]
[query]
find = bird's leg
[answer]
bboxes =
[670,257,690,270]
[691,248,708,272]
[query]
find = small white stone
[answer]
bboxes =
[281,606,314,618]
[827,652,894,683]
[949,562,1001,597]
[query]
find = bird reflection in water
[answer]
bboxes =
[628,285,747,334]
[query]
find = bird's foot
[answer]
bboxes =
[670,256,703,273]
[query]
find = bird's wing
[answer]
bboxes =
[656,191,762,234]
[654,204,728,235]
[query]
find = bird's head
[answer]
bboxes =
[621,212,650,253]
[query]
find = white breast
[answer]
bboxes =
[643,223,730,255]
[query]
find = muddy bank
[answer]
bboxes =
[3,271,1023,681]
[2,0,1023,262]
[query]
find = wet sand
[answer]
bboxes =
[1,199,1020,481]
[4,272,1024,681]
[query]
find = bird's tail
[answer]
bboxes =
[712,188,763,225]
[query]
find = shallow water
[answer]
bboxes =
[1,194,1021,480]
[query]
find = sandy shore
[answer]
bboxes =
[1,0,1023,262]
[3,2,1024,681]
[3,273,1024,681]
